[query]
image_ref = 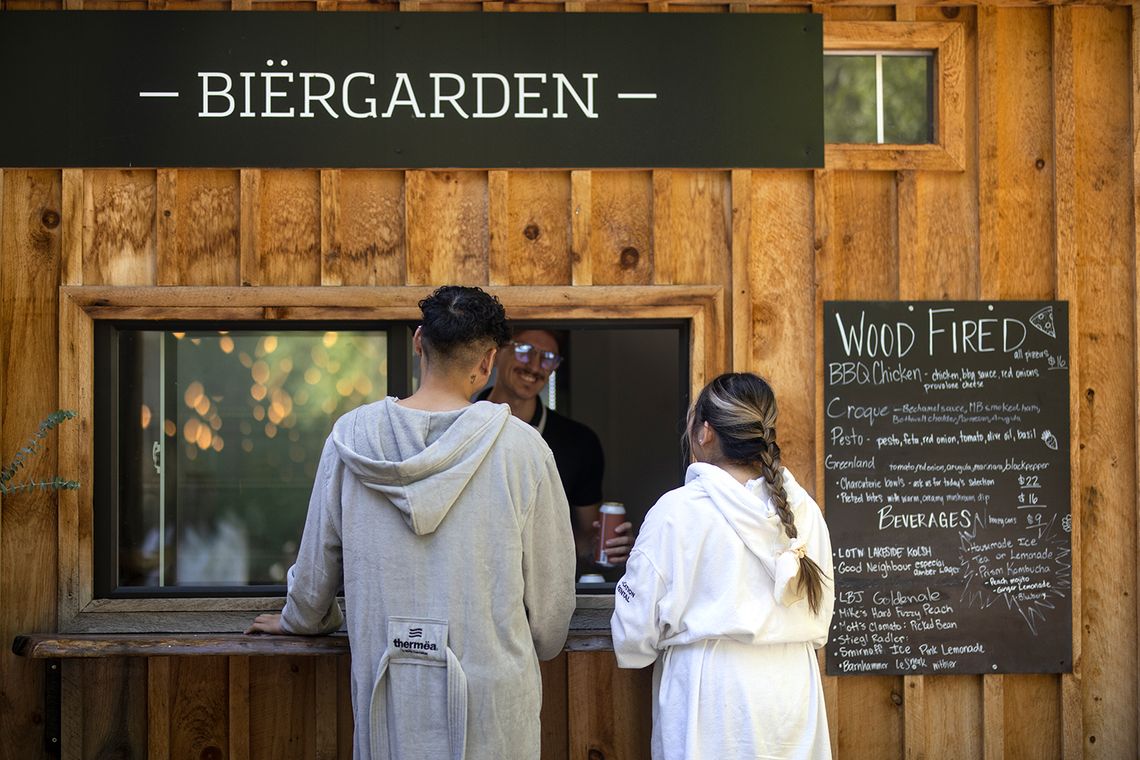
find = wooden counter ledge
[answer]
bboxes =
[14,597,616,658]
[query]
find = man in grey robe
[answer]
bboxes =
[248,285,577,760]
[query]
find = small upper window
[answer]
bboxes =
[823,51,934,145]
[823,21,965,171]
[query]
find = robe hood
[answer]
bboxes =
[331,398,512,536]
[685,461,812,605]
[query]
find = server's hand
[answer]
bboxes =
[594,520,634,564]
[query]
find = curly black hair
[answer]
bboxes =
[418,286,511,362]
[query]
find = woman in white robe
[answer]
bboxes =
[611,372,835,760]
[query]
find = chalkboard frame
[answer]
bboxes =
[822,300,1072,676]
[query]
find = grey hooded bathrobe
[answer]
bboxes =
[279,398,577,760]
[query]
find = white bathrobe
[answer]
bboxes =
[611,462,835,760]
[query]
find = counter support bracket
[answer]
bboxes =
[45,658,61,757]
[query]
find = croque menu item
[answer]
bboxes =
[823,301,1072,675]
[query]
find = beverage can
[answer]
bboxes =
[594,501,626,567]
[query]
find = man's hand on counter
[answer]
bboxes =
[245,613,285,635]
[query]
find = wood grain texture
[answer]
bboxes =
[256,170,322,287]
[16,632,350,657]
[321,169,406,286]
[817,167,902,759]
[76,658,147,759]
[1135,8,1140,757]
[61,169,83,286]
[900,12,982,757]
[837,676,905,758]
[583,171,653,285]
[148,657,172,759]
[730,170,752,371]
[540,653,569,760]
[748,171,816,482]
[337,655,353,760]
[169,657,229,760]
[567,651,652,759]
[978,6,1055,301]
[82,170,156,286]
[1,170,61,760]
[157,169,241,287]
[229,656,250,760]
[977,8,1062,758]
[819,171,898,299]
[570,170,592,285]
[406,170,490,285]
[1051,14,1082,756]
[923,676,983,760]
[652,170,730,285]
[250,656,316,760]
[983,672,1003,760]
[1070,6,1135,758]
[488,171,572,286]
[314,656,339,760]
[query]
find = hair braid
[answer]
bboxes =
[688,373,828,615]
[757,433,796,539]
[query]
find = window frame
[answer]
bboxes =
[58,285,724,633]
[824,21,966,172]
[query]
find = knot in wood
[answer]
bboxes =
[41,210,60,229]
[619,246,640,269]
[1035,159,1046,171]
[523,224,541,241]
[588,750,606,760]
[941,6,959,18]
[200,747,223,760]
[890,690,903,706]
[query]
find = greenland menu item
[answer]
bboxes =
[824,301,1071,676]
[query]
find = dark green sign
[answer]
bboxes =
[0,11,822,169]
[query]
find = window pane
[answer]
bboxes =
[882,54,933,144]
[115,329,388,590]
[823,55,877,143]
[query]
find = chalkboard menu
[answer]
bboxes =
[823,301,1071,676]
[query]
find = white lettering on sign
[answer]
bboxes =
[190,67,603,121]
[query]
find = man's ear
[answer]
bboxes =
[479,346,497,378]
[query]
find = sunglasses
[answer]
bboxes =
[511,342,563,372]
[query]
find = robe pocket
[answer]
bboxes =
[370,617,469,760]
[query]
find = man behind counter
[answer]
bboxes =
[480,328,633,569]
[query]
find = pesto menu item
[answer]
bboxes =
[824,302,1071,675]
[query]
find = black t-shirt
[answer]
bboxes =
[478,389,604,507]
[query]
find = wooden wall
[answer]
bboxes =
[0,1,1136,758]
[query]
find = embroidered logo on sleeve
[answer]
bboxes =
[388,617,448,663]
[617,580,636,603]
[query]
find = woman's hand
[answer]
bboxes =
[245,613,285,635]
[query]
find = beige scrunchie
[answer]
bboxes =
[774,539,808,607]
